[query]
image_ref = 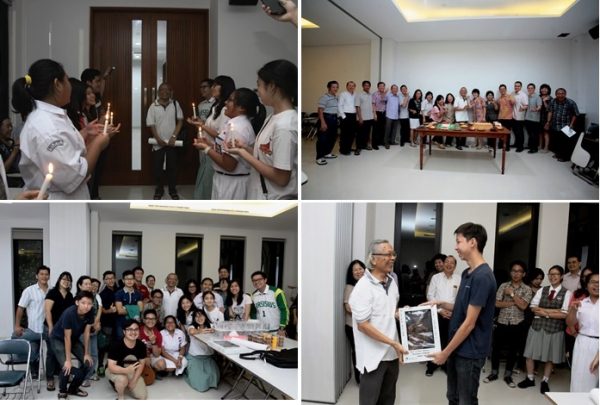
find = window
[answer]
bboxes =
[112,232,142,280]
[566,203,598,270]
[394,203,443,306]
[220,237,245,288]
[493,203,539,286]
[262,239,285,289]
[175,235,203,284]
[12,229,43,320]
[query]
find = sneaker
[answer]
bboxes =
[438,143,446,149]
[316,158,327,165]
[354,150,361,155]
[483,373,498,383]
[456,146,463,150]
[518,377,535,389]
[372,146,379,150]
[324,153,337,159]
[366,146,373,151]
[410,142,417,148]
[504,376,516,388]
[81,380,91,388]
[540,381,550,394]
[528,149,538,154]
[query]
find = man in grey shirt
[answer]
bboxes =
[525,83,542,154]
[316,81,339,165]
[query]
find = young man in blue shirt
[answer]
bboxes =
[426,222,497,405]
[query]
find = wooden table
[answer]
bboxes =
[415,126,510,174]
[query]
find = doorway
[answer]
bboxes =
[90,8,209,186]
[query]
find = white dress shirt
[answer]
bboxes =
[17,283,48,333]
[349,269,399,373]
[512,91,528,121]
[576,297,599,337]
[337,91,356,119]
[161,287,184,318]
[427,272,461,310]
[454,97,469,122]
[562,272,581,292]
[530,285,571,312]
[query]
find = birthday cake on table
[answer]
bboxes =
[471,122,493,130]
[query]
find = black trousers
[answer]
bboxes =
[490,322,527,376]
[512,120,525,149]
[525,120,540,151]
[316,113,338,159]
[345,325,358,381]
[399,118,410,146]
[339,113,357,154]
[357,120,373,150]
[152,146,178,194]
[359,360,399,405]
[550,129,577,161]
[373,112,386,146]
[498,119,513,149]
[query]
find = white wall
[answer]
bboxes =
[95,218,297,297]
[572,33,599,125]
[302,44,372,113]
[9,0,296,119]
[536,203,570,286]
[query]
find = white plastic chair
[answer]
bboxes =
[570,132,590,168]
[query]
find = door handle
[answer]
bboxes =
[152,87,156,102]
[143,87,147,107]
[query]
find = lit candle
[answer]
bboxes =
[103,112,109,135]
[37,163,53,200]
[192,103,197,119]
[229,122,236,148]
[110,112,114,126]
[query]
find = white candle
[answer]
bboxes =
[103,112,109,135]
[37,163,53,199]
[110,112,114,126]
[229,122,235,148]
[192,103,197,119]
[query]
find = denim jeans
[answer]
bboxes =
[50,337,91,394]
[80,333,98,379]
[447,354,485,405]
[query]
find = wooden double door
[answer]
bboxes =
[91,8,208,185]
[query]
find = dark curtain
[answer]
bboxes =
[1,2,8,118]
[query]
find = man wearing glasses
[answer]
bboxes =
[106,319,149,400]
[348,239,408,405]
[484,260,533,388]
[250,271,289,336]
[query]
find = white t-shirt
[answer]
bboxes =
[193,292,225,312]
[0,155,8,199]
[512,91,528,121]
[187,328,214,356]
[17,283,48,333]
[161,287,184,318]
[19,100,89,199]
[160,328,187,357]
[228,294,252,320]
[454,97,469,122]
[205,306,224,325]
[146,99,183,150]
[213,114,254,175]
[247,110,297,200]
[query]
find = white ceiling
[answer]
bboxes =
[302,0,599,46]
[88,203,297,232]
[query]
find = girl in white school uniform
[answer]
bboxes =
[188,75,236,199]
[193,88,266,199]
[202,291,224,325]
[227,60,298,200]
[11,59,118,199]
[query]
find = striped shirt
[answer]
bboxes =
[18,283,49,333]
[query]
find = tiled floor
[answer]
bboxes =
[305,360,573,405]
[301,139,598,200]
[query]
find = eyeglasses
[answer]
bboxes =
[252,278,265,283]
[125,328,139,333]
[373,252,397,259]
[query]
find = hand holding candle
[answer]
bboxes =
[192,103,197,119]
[37,163,53,200]
[110,112,114,126]
[229,122,236,148]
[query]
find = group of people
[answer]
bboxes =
[315,80,581,166]
[0,58,298,201]
[11,265,292,399]
[343,224,598,405]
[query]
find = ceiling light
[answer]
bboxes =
[129,201,297,218]
[301,18,320,29]
[392,0,579,22]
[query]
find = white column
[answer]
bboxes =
[48,203,90,282]
[536,203,570,285]
[89,209,99,278]
[380,38,396,86]
[370,38,381,83]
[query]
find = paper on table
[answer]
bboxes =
[230,337,269,351]
[561,125,576,138]
[148,138,183,147]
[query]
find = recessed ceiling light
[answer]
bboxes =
[392,0,579,22]
[301,18,320,29]
[129,201,297,218]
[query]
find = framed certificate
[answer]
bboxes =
[398,305,441,363]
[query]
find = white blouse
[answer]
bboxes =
[576,297,599,337]
[160,329,187,356]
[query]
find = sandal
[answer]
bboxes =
[69,388,88,397]
[153,193,163,200]
[57,392,68,400]
[170,193,180,200]
[47,380,56,391]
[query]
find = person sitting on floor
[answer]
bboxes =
[185,309,220,392]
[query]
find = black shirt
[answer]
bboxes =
[50,305,94,341]
[108,339,147,368]
[99,286,117,327]
[45,288,74,326]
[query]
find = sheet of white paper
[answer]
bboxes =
[561,125,576,138]
[148,138,183,147]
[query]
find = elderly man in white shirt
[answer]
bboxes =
[425,255,460,376]
[511,81,529,152]
[454,87,470,150]
[13,265,51,377]
[161,273,184,318]
[349,240,408,405]
[337,81,357,155]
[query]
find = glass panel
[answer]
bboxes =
[12,235,43,323]
[220,237,246,289]
[493,203,539,286]
[395,203,441,306]
[112,233,142,279]
[156,20,167,88]
[261,239,285,289]
[131,19,142,171]
[175,235,203,284]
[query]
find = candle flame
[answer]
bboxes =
[48,163,54,174]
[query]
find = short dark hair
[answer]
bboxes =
[400,84,407,90]
[327,80,338,89]
[486,90,494,98]
[251,271,267,281]
[377,81,385,87]
[583,270,599,287]
[346,260,366,286]
[539,83,551,96]
[425,91,433,99]
[454,222,487,253]
[132,266,144,274]
[123,319,139,330]
[526,267,545,285]
[201,277,213,286]
[75,290,94,302]
[527,83,536,88]
[433,253,447,263]
[80,68,101,84]
[36,265,50,275]
[567,254,581,261]
[548,265,565,275]
[499,84,507,90]
[151,289,163,298]
[509,259,527,273]
[103,270,116,279]
[471,88,480,95]
[146,275,155,283]
[362,80,371,87]
[91,278,101,287]
[515,81,522,86]
[143,309,157,319]
[122,270,134,279]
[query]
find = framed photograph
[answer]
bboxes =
[398,305,441,363]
